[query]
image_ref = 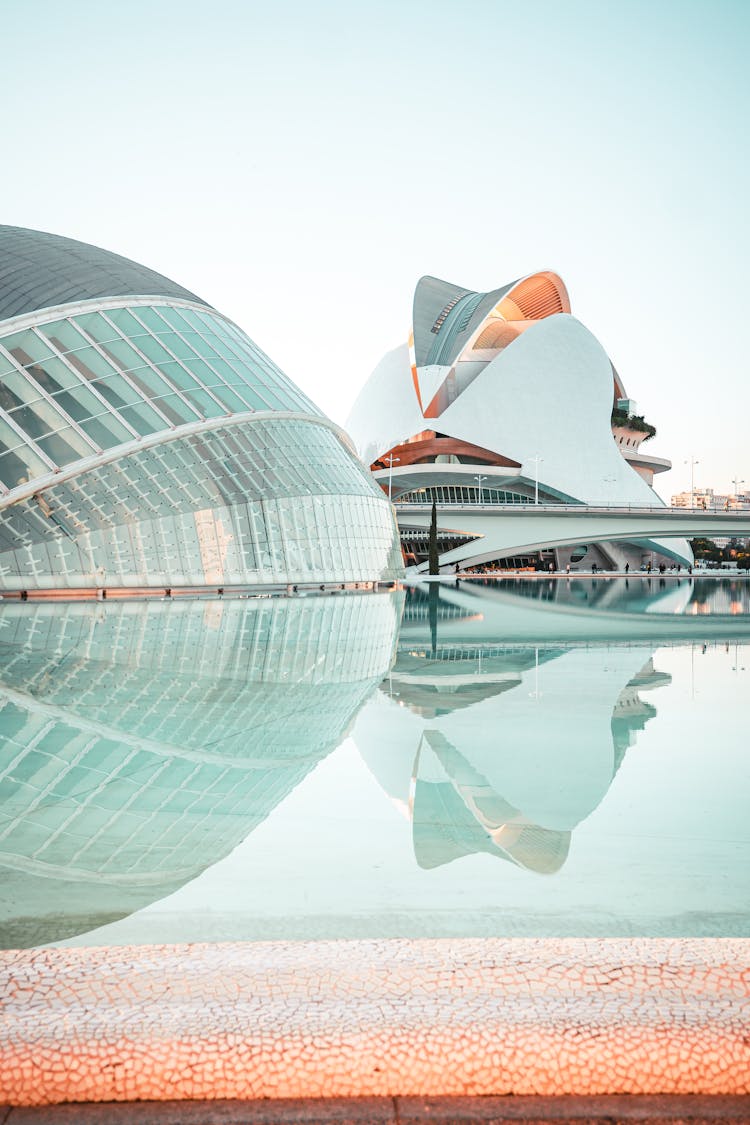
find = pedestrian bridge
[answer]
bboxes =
[395,503,750,571]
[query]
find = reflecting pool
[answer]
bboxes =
[0,579,748,946]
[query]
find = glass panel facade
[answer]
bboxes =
[0,417,402,586]
[0,416,50,489]
[0,299,322,491]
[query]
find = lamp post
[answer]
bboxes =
[603,475,616,508]
[529,454,543,505]
[474,473,487,505]
[386,453,400,502]
[684,457,699,508]
[733,476,745,505]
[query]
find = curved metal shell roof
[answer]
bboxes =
[0,225,209,324]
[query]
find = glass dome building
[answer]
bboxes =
[0,226,402,590]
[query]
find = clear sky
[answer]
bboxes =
[1,0,747,498]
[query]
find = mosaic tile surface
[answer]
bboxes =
[1,938,748,1105]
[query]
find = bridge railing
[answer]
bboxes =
[393,501,750,516]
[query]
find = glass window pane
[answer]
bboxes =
[36,427,95,465]
[137,392,198,426]
[8,399,85,446]
[0,447,41,489]
[178,308,214,334]
[123,366,195,414]
[79,415,130,449]
[209,384,248,413]
[179,356,220,385]
[120,403,162,436]
[196,332,242,363]
[183,389,223,418]
[139,359,195,395]
[105,308,149,338]
[0,369,45,413]
[37,320,90,354]
[149,330,195,361]
[74,311,120,344]
[90,372,154,413]
[0,347,15,378]
[24,354,83,395]
[0,418,50,488]
[196,311,233,338]
[3,369,57,415]
[202,356,245,385]
[98,336,148,373]
[224,384,273,411]
[157,306,193,334]
[124,331,176,367]
[251,384,288,410]
[0,329,54,366]
[0,416,28,453]
[65,346,119,382]
[133,307,171,335]
[49,383,124,430]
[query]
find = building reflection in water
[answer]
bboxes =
[484,575,750,617]
[0,593,402,947]
[356,584,670,875]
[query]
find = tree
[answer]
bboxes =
[690,537,722,563]
[428,499,440,575]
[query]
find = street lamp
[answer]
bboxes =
[474,474,487,505]
[603,475,616,507]
[529,454,543,505]
[386,453,400,502]
[684,457,699,508]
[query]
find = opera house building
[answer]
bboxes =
[347,271,691,571]
[0,226,402,591]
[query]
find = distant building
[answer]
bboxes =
[671,489,750,511]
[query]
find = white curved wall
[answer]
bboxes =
[346,343,422,470]
[438,316,660,508]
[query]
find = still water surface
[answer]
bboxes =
[0,578,748,947]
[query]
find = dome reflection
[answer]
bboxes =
[0,593,401,947]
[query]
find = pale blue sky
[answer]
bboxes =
[1,0,748,497]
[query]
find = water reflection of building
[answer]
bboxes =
[397,578,750,648]
[356,586,669,875]
[0,594,401,947]
[491,575,750,618]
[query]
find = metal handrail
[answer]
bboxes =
[394,501,750,516]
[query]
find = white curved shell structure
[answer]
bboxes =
[348,271,690,570]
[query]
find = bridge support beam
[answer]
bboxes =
[396,506,750,572]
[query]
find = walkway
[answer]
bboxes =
[2,939,748,1106]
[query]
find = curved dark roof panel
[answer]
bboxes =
[0,225,209,324]
[413,274,516,369]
